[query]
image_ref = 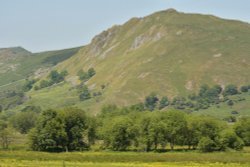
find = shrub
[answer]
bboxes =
[219,130,244,150]
[240,85,249,93]
[198,137,216,152]
[223,85,238,96]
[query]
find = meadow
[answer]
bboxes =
[1,149,250,167]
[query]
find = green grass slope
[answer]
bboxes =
[6,9,250,115]
[0,47,81,88]
[56,9,250,107]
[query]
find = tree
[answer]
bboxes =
[100,116,137,151]
[78,70,89,81]
[240,86,249,93]
[62,108,89,151]
[49,70,67,84]
[234,117,250,146]
[227,100,234,106]
[223,84,238,96]
[162,111,187,150]
[29,108,90,152]
[22,79,36,92]
[130,103,145,112]
[39,80,52,89]
[144,93,158,111]
[79,85,91,101]
[10,111,38,134]
[29,109,68,152]
[197,84,221,104]
[0,127,14,149]
[137,113,155,151]
[159,96,169,110]
[87,68,96,78]
[0,105,2,113]
[199,84,210,97]
[219,129,244,151]
[78,68,96,81]
[198,137,216,152]
[185,116,202,149]
[171,96,187,109]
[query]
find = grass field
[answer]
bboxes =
[1,149,250,167]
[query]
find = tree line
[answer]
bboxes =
[1,106,249,152]
[142,84,250,112]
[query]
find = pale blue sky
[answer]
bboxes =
[0,0,249,52]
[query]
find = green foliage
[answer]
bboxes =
[29,108,90,152]
[79,85,91,101]
[10,111,38,134]
[0,122,15,149]
[21,105,42,113]
[198,137,217,152]
[39,80,52,89]
[38,70,68,90]
[171,96,187,110]
[49,70,67,84]
[219,129,244,151]
[78,68,96,81]
[227,100,234,106]
[159,96,169,110]
[22,79,36,92]
[129,103,145,112]
[88,68,96,78]
[234,117,250,146]
[77,70,89,81]
[137,112,166,151]
[99,116,137,151]
[241,86,249,93]
[163,111,188,150]
[144,93,158,111]
[223,84,238,96]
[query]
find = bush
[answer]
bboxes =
[144,93,158,111]
[227,100,234,106]
[29,108,90,152]
[78,68,96,81]
[223,85,238,96]
[198,137,216,152]
[219,130,244,150]
[240,86,249,93]
[79,85,91,101]
[231,110,239,115]
[234,117,250,146]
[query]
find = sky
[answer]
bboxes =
[0,0,249,52]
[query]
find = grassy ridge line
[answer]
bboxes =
[0,47,81,86]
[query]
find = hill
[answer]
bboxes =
[2,9,250,116]
[57,9,250,106]
[0,47,81,89]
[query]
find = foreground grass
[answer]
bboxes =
[1,150,250,167]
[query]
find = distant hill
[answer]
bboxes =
[0,46,81,87]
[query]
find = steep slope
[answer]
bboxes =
[57,9,250,106]
[0,47,81,88]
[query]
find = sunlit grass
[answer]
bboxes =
[1,150,250,167]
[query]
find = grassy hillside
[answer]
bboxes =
[3,9,250,115]
[0,47,81,87]
[55,9,250,107]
